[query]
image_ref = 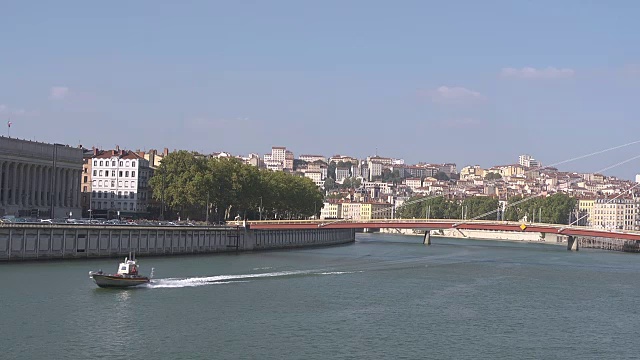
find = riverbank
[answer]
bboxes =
[0,224,356,261]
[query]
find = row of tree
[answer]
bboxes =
[148,151,324,221]
[397,193,577,224]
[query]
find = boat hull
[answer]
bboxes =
[90,273,150,288]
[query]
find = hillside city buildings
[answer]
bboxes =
[3,136,640,230]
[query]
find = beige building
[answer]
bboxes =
[143,148,169,169]
[0,137,82,218]
[460,165,485,179]
[360,202,393,220]
[405,178,422,191]
[592,197,635,230]
[577,198,595,226]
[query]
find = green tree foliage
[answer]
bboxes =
[461,196,499,220]
[397,193,574,224]
[434,172,450,181]
[484,172,502,180]
[397,196,461,219]
[149,152,324,221]
[503,193,576,224]
[327,162,337,180]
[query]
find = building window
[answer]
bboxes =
[118,181,122,187]
[132,161,136,167]
[119,171,123,177]
[112,161,116,166]
[99,161,103,166]
[111,170,115,177]
[118,191,122,198]
[130,192,135,199]
[83,176,88,183]
[124,181,128,188]
[98,180,103,187]
[93,160,97,166]
[111,201,115,208]
[120,161,123,166]
[126,161,130,167]
[93,170,97,176]
[111,181,115,187]
[131,171,136,177]
[130,203,134,210]
[83,186,87,192]
[125,171,129,177]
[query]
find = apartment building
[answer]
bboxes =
[577,198,595,226]
[264,146,293,171]
[591,197,635,230]
[299,154,326,163]
[360,202,393,220]
[519,154,541,168]
[320,202,342,219]
[336,167,350,182]
[87,147,152,217]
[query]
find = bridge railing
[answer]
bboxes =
[248,219,640,237]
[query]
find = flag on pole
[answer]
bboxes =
[7,120,11,128]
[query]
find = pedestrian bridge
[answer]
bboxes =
[248,219,640,250]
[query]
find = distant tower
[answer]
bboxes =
[519,154,540,168]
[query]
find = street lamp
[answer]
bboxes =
[88,209,93,221]
[117,210,120,221]
[259,196,263,221]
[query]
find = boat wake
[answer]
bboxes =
[147,270,359,289]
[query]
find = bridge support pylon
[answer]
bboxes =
[423,231,431,246]
[567,235,579,251]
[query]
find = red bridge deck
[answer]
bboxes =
[248,219,640,242]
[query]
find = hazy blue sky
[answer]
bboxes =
[2,1,640,178]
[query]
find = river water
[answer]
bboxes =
[2,234,639,359]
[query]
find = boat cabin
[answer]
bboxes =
[116,258,139,276]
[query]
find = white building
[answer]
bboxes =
[336,167,350,182]
[264,146,293,171]
[405,178,422,191]
[519,154,541,168]
[636,174,640,183]
[299,154,326,163]
[320,202,342,219]
[90,148,151,216]
[304,171,324,188]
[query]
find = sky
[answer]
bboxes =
[2,1,640,179]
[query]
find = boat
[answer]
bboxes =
[89,253,153,288]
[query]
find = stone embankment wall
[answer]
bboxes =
[0,224,356,261]
[381,228,640,252]
[577,237,640,252]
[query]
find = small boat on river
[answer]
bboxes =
[89,253,152,288]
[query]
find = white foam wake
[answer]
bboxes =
[146,269,358,289]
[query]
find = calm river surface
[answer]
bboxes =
[2,234,640,359]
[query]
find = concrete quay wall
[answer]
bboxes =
[0,224,356,261]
